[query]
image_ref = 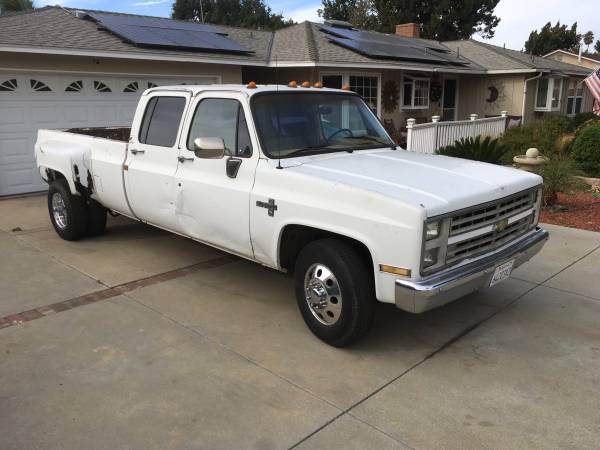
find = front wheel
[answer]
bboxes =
[294,239,375,347]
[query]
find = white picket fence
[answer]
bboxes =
[406,112,508,154]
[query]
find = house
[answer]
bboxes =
[544,49,600,71]
[0,7,594,196]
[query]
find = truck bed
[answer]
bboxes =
[64,127,131,142]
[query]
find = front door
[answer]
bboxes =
[442,79,458,121]
[173,92,258,258]
[125,92,190,230]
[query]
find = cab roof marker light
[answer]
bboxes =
[288,80,297,88]
[247,81,257,89]
[301,81,311,88]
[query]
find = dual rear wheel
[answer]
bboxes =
[48,179,107,241]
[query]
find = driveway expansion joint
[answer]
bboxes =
[0,254,238,330]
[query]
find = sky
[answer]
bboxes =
[39,0,600,51]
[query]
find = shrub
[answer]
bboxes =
[539,156,582,206]
[436,135,508,164]
[499,115,570,163]
[570,122,600,176]
[567,112,600,132]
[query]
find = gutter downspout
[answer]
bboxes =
[521,72,543,125]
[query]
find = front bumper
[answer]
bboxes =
[395,227,549,313]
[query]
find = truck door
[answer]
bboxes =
[125,91,191,231]
[174,92,259,258]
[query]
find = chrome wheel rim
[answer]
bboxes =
[304,263,342,326]
[51,192,68,230]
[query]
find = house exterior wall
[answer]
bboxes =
[0,52,242,82]
[456,73,525,120]
[546,52,600,71]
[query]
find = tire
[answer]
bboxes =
[294,239,375,347]
[87,199,107,237]
[47,179,88,241]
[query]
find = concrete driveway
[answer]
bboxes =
[1,194,599,450]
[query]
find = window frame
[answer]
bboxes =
[186,97,253,158]
[319,72,382,117]
[566,79,584,117]
[137,95,188,148]
[401,75,430,110]
[534,77,564,112]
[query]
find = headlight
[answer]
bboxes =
[425,221,441,240]
[422,248,438,268]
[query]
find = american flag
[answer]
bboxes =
[584,68,600,117]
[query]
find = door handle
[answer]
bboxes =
[130,149,145,155]
[177,156,194,163]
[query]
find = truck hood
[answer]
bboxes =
[281,149,542,217]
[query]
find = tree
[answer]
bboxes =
[0,0,34,14]
[595,40,600,54]
[583,31,594,52]
[524,21,579,56]
[320,0,501,40]
[172,0,293,31]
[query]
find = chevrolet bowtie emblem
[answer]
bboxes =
[256,198,278,217]
[495,218,509,232]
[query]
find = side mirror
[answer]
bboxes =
[193,137,225,159]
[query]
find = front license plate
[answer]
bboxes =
[489,260,514,287]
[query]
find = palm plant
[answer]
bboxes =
[436,135,508,164]
[0,0,34,14]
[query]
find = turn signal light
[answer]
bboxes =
[379,265,411,277]
[288,80,297,88]
[247,81,257,89]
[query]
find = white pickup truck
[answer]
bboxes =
[35,84,548,346]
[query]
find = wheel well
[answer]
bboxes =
[279,225,374,276]
[45,169,67,183]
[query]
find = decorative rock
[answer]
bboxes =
[525,148,539,158]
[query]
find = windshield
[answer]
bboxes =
[252,92,395,159]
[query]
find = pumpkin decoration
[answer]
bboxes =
[382,80,400,113]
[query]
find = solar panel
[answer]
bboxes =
[84,12,252,54]
[319,25,468,66]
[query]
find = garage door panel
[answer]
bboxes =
[0,106,25,128]
[32,105,61,125]
[0,136,31,162]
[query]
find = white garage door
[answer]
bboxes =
[0,73,219,196]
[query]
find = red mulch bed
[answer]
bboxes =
[540,190,600,232]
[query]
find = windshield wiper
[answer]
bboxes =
[285,146,337,158]
[344,136,397,149]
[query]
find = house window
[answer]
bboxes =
[535,77,563,112]
[124,82,139,93]
[94,81,112,93]
[566,79,584,116]
[65,80,83,92]
[349,75,379,113]
[320,73,381,117]
[30,79,52,92]
[402,76,429,109]
[0,78,18,92]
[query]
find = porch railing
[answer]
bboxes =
[405,112,508,154]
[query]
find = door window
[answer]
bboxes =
[187,98,252,157]
[138,96,186,147]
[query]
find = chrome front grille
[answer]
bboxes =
[449,190,537,236]
[446,216,532,264]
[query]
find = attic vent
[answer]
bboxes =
[94,81,112,93]
[0,79,18,92]
[324,19,354,29]
[30,79,52,92]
